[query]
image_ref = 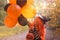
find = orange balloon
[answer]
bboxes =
[4,16,17,28]
[27,0,34,5]
[9,0,16,4]
[21,5,36,18]
[7,4,21,19]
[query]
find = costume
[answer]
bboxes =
[26,17,46,40]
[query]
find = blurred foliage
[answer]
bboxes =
[0,0,7,26]
[34,0,60,27]
[48,0,60,27]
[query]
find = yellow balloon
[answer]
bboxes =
[21,5,36,18]
[27,0,34,5]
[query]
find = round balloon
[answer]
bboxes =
[9,0,16,4]
[18,14,28,26]
[17,0,27,7]
[27,0,34,5]
[4,4,11,11]
[21,5,36,18]
[4,16,17,28]
[7,4,21,19]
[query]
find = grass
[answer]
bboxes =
[0,24,28,37]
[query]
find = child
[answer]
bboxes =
[26,17,45,40]
[18,14,50,40]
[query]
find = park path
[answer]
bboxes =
[0,28,60,40]
[0,30,28,40]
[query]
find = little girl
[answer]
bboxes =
[18,14,50,40]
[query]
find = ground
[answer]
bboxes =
[0,26,60,40]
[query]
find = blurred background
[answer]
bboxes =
[0,0,60,40]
